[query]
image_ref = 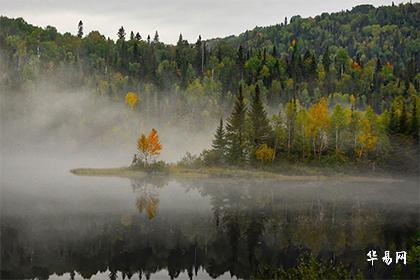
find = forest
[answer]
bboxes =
[0,2,419,172]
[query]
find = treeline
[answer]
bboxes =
[0,3,419,130]
[199,84,419,167]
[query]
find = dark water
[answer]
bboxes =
[1,157,419,279]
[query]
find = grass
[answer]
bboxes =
[70,167,147,178]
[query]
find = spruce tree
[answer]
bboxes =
[77,20,83,38]
[322,47,331,72]
[399,101,408,133]
[411,100,418,139]
[153,31,159,43]
[226,85,247,164]
[117,26,126,40]
[212,118,226,163]
[249,84,272,152]
[389,104,399,133]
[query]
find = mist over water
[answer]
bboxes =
[0,82,214,167]
[1,82,419,279]
[1,155,419,279]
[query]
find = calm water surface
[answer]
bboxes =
[1,157,419,279]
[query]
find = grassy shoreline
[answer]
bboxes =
[70,165,405,183]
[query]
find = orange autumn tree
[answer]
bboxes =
[137,129,162,166]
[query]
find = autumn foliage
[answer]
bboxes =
[137,129,162,166]
[125,91,139,110]
[255,144,275,164]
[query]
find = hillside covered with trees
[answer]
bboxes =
[1,2,419,171]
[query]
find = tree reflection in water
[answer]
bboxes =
[1,177,418,279]
[131,177,167,220]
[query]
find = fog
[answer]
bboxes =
[1,79,419,279]
[0,79,215,170]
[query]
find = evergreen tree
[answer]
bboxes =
[135,32,142,40]
[212,118,226,163]
[249,84,273,153]
[411,99,419,139]
[399,101,408,133]
[153,31,159,43]
[117,26,126,40]
[194,35,203,75]
[389,103,399,133]
[77,20,83,38]
[322,47,331,72]
[226,85,247,164]
[130,31,134,40]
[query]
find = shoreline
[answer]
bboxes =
[70,166,405,183]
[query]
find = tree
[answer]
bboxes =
[295,107,310,159]
[331,104,350,154]
[153,31,159,43]
[125,91,139,110]
[399,100,408,133]
[117,26,126,40]
[226,85,247,165]
[285,99,297,157]
[308,98,330,160]
[211,118,227,164]
[248,84,272,155]
[130,31,134,40]
[322,47,331,73]
[77,20,83,38]
[411,98,419,139]
[355,117,377,159]
[137,129,162,166]
[135,32,142,40]
[255,144,275,165]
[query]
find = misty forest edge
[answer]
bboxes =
[1,3,419,176]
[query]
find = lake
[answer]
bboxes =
[1,156,419,279]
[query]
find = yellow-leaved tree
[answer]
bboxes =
[125,91,139,110]
[255,144,275,165]
[355,117,378,158]
[308,98,330,160]
[137,129,162,166]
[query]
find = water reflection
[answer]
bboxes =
[132,177,168,220]
[1,176,419,279]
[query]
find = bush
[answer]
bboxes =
[130,157,169,174]
[177,152,204,168]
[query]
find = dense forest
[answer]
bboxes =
[0,2,419,170]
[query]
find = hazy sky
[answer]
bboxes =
[1,0,410,44]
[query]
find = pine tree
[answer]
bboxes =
[130,31,134,40]
[249,84,273,152]
[212,118,226,163]
[135,32,142,40]
[77,20,83,38]
[226,85,247,164]
[117,26,126,40]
